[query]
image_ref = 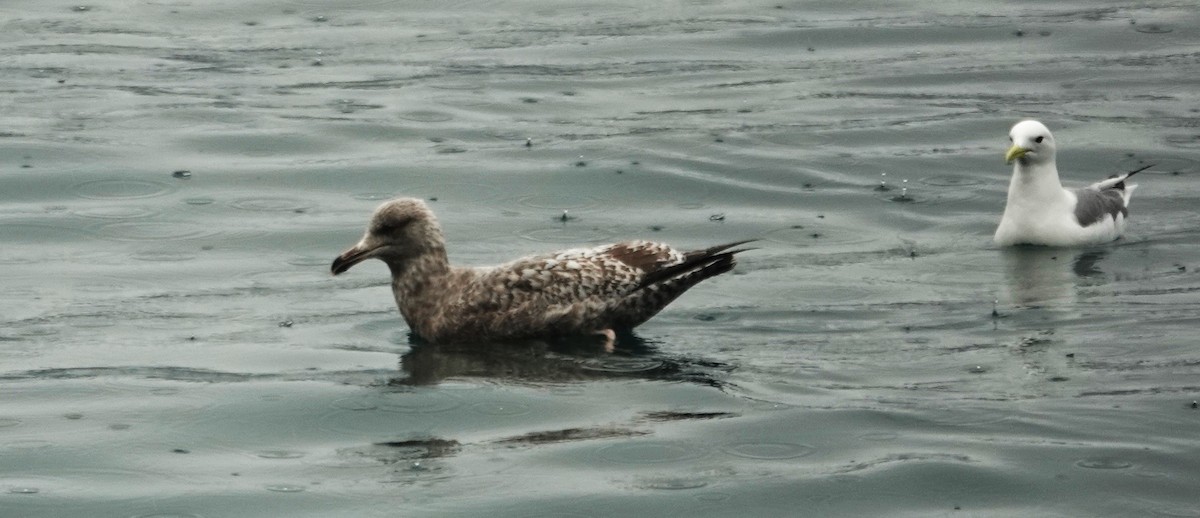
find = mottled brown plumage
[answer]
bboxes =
[332,198,750,344]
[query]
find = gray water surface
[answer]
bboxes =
[3,1,1200,516]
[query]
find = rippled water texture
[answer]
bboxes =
[2,0,1199,516]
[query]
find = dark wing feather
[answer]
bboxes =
[607,250,740,330]
[608,240,753,329]
[636,239,755,289]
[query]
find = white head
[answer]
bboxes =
[331,198,445,275]
[1005,120,1056,166]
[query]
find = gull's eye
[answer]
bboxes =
[1008,136,1013,142]
[1034,136,1045,144]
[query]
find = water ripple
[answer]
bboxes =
[72,179,175,200]
[130,513,204,518]
[1164,134,1200,149]
[578,357,665,374]
[918,175,983,187]
[468,401,532,416]
[517,226,619,244]
[71,205,158,219]
[1075,457,1134,470]
[229,197,316,213]
[763,223,880,248]
[596,441,708,464]
[255,450,306,460]
[130,251,198,262]
[513,194,602,210]
[1117,156,1198,175]
[1133,23,1173,34]
[377,389,465,414]
[398,110,453,122]
[721,441,815,460]
[89,221,218,242]
[633,476,709,490]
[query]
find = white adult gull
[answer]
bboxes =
[994,120,1152,247]
[332,198,752,344]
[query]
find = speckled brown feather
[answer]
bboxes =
[333,198,751,344]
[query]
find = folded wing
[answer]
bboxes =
[454,239,752,337]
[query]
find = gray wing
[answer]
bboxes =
[1073,186,1128,228]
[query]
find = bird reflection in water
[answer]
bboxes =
[390,331,732,388]
[1000,246,1110,306]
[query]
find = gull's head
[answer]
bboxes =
[1005,120,1056,166]
[332,198,442,275]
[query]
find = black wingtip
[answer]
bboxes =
[1109,163,1153,191]
[698,239,759,256]
[635,241,754,291]
[1124,163,1154,179]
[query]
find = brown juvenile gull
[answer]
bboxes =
[331,198,752,344]
[994,119,1152,247]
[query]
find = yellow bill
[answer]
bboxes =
[1005,145,1028,163]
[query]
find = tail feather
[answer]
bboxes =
[636,239,756,290]
[608,241,750,330]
